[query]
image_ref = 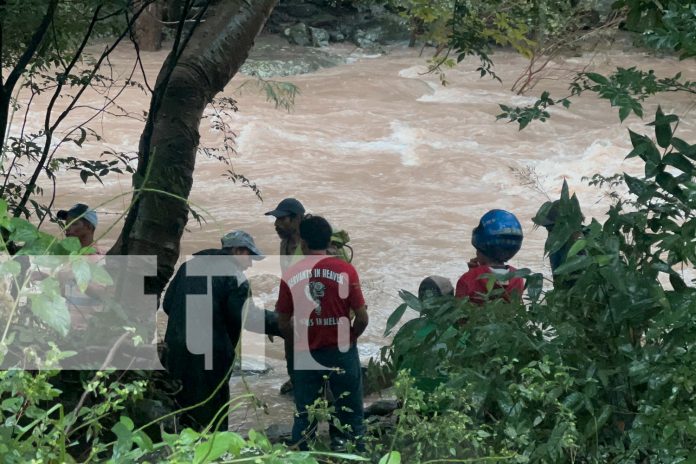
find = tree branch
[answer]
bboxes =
[13,2,152,218]
[2,0,58,94]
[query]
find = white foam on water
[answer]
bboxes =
[334,120,481,166]
[532,138,638,185]
[398,65,431,79]
[346,52,384,64]
[233,120,256,154]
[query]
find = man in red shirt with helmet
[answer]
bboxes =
[456,209,525,304]
[276,215,368,451]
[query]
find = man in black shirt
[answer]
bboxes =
[161,230,280,430]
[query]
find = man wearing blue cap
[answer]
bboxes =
[55,204,105,330]
[161,230,281,430]
[57,203,100,249]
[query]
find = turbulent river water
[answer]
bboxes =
[26,35,696,430]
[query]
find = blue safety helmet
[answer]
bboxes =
[471,209,523,263]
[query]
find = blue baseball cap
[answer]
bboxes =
[57,203,98,228]
[221,230,264,260]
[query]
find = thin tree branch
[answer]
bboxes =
[14,2,152,217]
[2,0,58,94]
[0,87,37,199]
[13,5,104,217]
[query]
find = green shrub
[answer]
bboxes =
[381,107,696,463]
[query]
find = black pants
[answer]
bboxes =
[290,345,365,450]
[162,344,233,431]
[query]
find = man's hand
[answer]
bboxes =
[350,305,368,339]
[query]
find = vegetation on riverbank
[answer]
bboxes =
[375,107,696,462]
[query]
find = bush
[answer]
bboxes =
[380,107,696,462]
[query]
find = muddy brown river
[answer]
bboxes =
[19,35,696,430]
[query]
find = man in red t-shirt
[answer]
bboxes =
[276,215,368,451]
[456,209,525,305]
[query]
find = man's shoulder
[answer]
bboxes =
[459,265,490,280]
[319,255,358,273]
[192,248,225,257]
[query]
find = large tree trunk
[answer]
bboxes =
[111,0,277,295]
[133,0,163,51]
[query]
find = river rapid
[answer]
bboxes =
[28,35,696,430]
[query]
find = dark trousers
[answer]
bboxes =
[161,344,232,431]
[290,344,365,450]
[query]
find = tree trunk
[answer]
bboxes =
[133,0,163,51]
[111,0,278,295]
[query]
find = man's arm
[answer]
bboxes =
[350,304,368,339]
[242,301,283,338]
[278,312,293,341]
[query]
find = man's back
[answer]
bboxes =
[456,264,524,305]
[277,256,364,351]
[162,249,248,372]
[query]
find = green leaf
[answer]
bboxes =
[161,431,178,448]
[669,273,687,292]
[72,259,91,293]
[585,72,609,85]
[618,105,631,122]
[656,172,679,195]
[554,255,593,275]
[112,416,134,457]
[193,432,245,463]
[28,281,70,337]
[384,303,408,337]
[628,129,647,149]
[625,142,647,159]
[119,416,134,431]
[90,264,113,286]
[663,153,694,175]
[0,260,21,277]
[643,141,662,177]
[566,239,587,258]
[624,174,648,197]
[398,290,422,312]
[379,451,401,464]
[653,106,674,148]
[8,218,38,244]
[59,237,82,253]
[73,127,87,147]
[671,137,696,160]
[132,430,154,452]
[584,404,613,438]
[415,323,436,341]
[1,397,23,413]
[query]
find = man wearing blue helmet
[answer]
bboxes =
[456,209,525,304]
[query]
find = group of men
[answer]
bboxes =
[160,198,367,450]
[55,198,367,449]
[53,196,578,451]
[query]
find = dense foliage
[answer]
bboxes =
[380,107,696,462]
